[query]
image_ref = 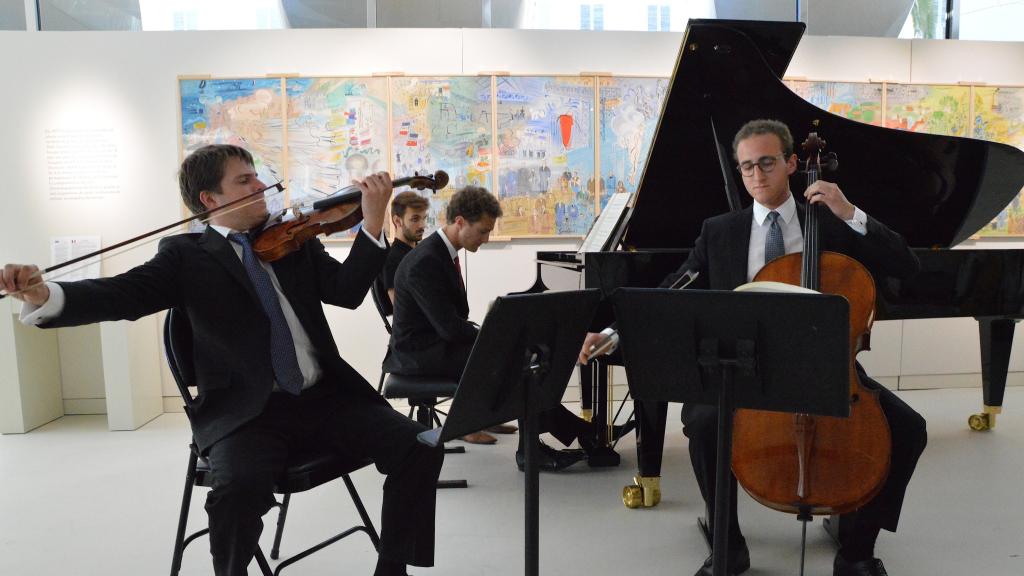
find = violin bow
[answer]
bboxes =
[0,182,285,300]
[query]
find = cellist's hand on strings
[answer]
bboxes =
[805,180,855,221]
[352,171,393,239]
[1,264,50,306]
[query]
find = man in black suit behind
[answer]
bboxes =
[381,190,430,309]
[1,145,443,576]
[386,186,598,471]
[581,120,927,576]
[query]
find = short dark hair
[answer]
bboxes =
[732,119,794,161]
[391,191,430,218]
[178,144,254,215]
[446,186,502,223]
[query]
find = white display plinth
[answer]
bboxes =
[100,316,164,431]
[0,299,63,433]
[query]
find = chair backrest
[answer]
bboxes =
[370,276,393,335]
[163,308,198,412]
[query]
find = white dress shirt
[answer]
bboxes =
[435,228,459,261]
[748,193,867,282]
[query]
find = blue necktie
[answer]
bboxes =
[228,232,304,395]
[765,211,785,265]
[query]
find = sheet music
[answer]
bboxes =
[578,192,631,254]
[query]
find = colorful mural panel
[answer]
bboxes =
[390,76,493,233]
[784,80,884,126]
[494,76,595,236]
[885,84,970,136]
[973,86,1024,235]
[598,77,668,208]
[179,78,286,213]
[285,77,389,208]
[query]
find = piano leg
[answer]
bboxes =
[579,364,593,422]
[623,400,667,509]
[587,359,621,468]
[971,317,1016,431]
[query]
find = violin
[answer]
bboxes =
[252,170,448,262]
[730,133,892,518]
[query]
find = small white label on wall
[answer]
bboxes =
[44,128,121,201]
[50,236,102,282]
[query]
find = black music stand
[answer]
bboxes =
[417,290,601,576]
[612,288,850,576]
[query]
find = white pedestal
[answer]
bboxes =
[100,315,164,431]
[0,299,63,433]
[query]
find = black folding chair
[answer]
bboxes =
[370,276,468,489]
[164,309,380,576]
[371,277,394,394]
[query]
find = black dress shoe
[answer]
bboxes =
[694,540,750,576]
[516,442,586,472]
[834,555,888,576]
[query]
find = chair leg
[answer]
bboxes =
[271,493,291,560]
[343,474,381,550]
[170,450,199,576]
[377,371,386,394]
[254,547,274,576]
[415,404,431,427]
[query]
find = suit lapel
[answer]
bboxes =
[198,227,262,307]
[729,206,753,287]
[428,233,462,292]
[429,233,469,313]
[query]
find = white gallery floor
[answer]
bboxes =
[2,387,1023,576]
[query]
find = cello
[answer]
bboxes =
[730,134,892,532]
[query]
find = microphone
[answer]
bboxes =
[668,269,700,290]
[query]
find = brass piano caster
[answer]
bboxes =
[969,406,1000,431]
[622,476,661,509]
[968,412,994,431]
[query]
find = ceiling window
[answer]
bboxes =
[139,0,287,31]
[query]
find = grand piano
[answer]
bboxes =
[528,19,1024,508]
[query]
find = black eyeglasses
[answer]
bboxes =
[737,154,786,177]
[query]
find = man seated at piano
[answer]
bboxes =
[385,185,598,471]
[580,119,928,576]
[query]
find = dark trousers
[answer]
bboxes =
[518,403,593,449]
[681,366,927,547]
[204,382,444,576]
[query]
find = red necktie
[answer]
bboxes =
[453,255,465,290]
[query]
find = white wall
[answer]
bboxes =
[0,28,1022,418]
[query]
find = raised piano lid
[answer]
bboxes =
[619,19,1024,251]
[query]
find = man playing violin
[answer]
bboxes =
[581,120,927,576]
[1,144,443,576]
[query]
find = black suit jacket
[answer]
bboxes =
[42,227,388,453]
[383,232,478,376]
[661,202,920,291]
